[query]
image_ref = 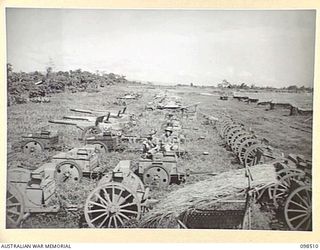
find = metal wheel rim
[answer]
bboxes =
[55,161,82,183]
[84,182,141,228]
[22,140,43,154]
[143,165,170,188]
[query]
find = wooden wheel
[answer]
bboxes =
[55,161,83,183]
[82,126,102,140]
[226,126,244,146]
[233,134,255,155]
[22,140,43,155]
[143,165,170,188]
[284,185,312,231]
[272,170,306,207]
[6,184,25,228]
[243,144,266,167]
[230,131,249,153]
[217,119,231,135]
[221,123,239,139]
[219,120,233,137]
[237,139,259,164]
[84,182,141,228]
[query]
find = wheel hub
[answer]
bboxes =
[109,204,120,214]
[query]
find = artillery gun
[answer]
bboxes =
[6,164,60,228]
[51,146,100,183]
[49,110,136,140]
[21,129,59,155]
[84,160,153,228]
[137,151,186,188]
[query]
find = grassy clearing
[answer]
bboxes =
[7,85,313,229]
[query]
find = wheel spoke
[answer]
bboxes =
[91,212,109,223]
[289,199,308,210]
[98,214,110,228]
[294,214,310,230]
[118,212,130,221]
[119,209,138,215]
[108,216,113,228]
[7,215,17,224]
[296,192,309,207]
[289,213,307,222]
[305,190,311,205]
[102,188,112,204]
[287,209,307,214]
[111,186,115,202]
[113,216,118,228]
[7,203,21,207]
[7,209,21,216]
[115,214,124,226]
[118,193,133,206]
[116,188,124,204]
[119,202,137,209]
[94,193,109,207]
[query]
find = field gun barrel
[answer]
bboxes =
[63,115,96,122]
[70,108,94,114]
[49,119,78,126]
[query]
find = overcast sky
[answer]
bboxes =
[6,9,316,87]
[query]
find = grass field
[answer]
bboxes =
[7,84,313,229]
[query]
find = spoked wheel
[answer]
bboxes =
[90,142,108,154]
[217,119,232,137]
[55,161,83,183]
[84,182,141,228]
[230,131,250,153]
[82,126,102,140]
[272,170,306,208]
[284,185,312,231]
[233,134,255,156]
[143,166,170,188]
[218,120,233,137]
[6,184,25,228]
[243,144,267,167]
[237,139,259,164]
[22,140,43,155]
[226,127,244,146]
[221,123,239,139]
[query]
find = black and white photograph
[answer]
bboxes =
[6,8,315,231]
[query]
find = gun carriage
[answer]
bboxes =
[6,164,59,228]
[84,160,153,228]
[51,146,100,183]
[21,129,59,155]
